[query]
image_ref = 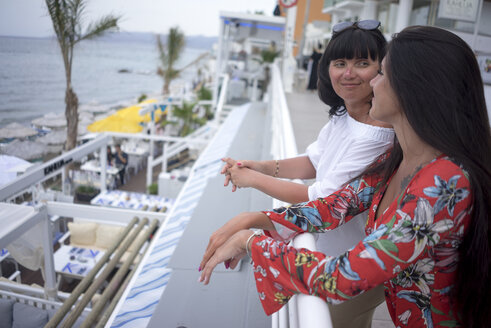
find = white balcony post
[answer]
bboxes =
[162,142,167,173]
[282,5,297,93]
[395,0,413,32]
[100,144,107,192]
[361,0,379,20]
[41,207,57,300]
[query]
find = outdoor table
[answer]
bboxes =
[80,159,121,175]
[54,245,105,280]
[90,190,174,212]
[80,159,123,189]
[122,143,149,157]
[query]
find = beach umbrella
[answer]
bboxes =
[88,116,144,133]
[0,155,32,186]
[87,99,160,133]
[3,139,48,161]
[37,129,67,145]
[0,122,38,139]
[79,103,114,114]
[31,112,66,129]
[115,99,161,123]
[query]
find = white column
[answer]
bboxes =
[100,145,107,192]
[282,5,297,93]
[395,0,413,32]
[146,122,155,190]
[41,208,57,300]
[213,18,225,109]
[361,0,379,20]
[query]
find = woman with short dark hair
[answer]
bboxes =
[200,26,491,328]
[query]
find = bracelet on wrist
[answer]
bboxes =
[246,230,262,257]
[273,160,279,178]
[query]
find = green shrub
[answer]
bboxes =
[148,183,158,195]
[76,185,98,195]
[197,85,212,101]
[138,93,148,103]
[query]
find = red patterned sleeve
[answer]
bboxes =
[263,174,381,242]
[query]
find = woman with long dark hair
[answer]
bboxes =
[199,26,491,327]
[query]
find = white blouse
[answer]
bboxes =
[306,112,394,255]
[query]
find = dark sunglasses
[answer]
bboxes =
[332,20,381,34]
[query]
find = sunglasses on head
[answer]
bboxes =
[332,20,381,34]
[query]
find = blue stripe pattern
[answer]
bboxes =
[110,105,249,327]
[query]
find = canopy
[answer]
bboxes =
[37,129,66,145]
[87,99,162,133]
[0,122,38,139]
[0,155,33,186]
[3,139,48,161]
[88,117,144,133]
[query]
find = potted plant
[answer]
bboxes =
[254,46,280,97]
[75,185,99,203]
[148,183,158,195]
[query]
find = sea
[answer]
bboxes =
[0,34,213,128]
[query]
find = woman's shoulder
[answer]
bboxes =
[410,156,471,194]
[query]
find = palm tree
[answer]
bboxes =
[156,27,185,95]
[45,0,120,151]
[160,101,206,137]
[157,27,209,95]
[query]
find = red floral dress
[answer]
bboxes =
[251,156,471,327]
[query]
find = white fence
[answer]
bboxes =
[269,62,332,328]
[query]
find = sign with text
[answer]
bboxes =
[438,0,480,21]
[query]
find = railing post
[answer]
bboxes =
[100,144,107,192]
[162,142,167,173]
[41,206,57,301]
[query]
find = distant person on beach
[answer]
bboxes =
[201,26,491,328]
[113,143,128,185]
[220,20,393,327]
[306,44,323,91]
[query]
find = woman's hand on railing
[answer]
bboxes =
[199,212,275,279]
[198,229,251,285]
[228,165,262,190]
[199,212,247,271]
[221,157,238,191]
[221,158,272,191]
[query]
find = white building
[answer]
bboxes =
[320,0,491,115]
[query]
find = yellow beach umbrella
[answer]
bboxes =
[116,99,162,123]
[87,99,163,133]
[87,116,143,133]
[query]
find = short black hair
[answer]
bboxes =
[317,26,387,116]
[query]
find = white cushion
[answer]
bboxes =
[95,224,124,249]
[68,222,98,246]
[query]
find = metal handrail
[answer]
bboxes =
[269,63,332,328]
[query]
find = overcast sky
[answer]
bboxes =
[0,0,277,38]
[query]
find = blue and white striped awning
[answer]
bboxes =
[109,104,250,328]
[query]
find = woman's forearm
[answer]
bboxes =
[250,173,310,204]
[276,156,316,180]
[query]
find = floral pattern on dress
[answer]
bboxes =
[252,157,471,327]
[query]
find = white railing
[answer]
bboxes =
[213,73,230,124]
[269,62,333,328]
